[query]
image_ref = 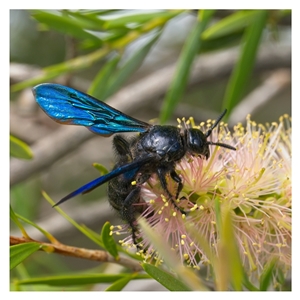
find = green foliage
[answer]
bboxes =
[222,10,268,114]
[10,135,33,160]
[10,243,41,270]
[142,263,191,291]
[101,222,119,259]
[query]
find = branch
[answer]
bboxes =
[10,235,143,272]
[229,68,291,125]
[10,44,291,186]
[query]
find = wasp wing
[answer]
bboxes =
[53,155,154,207]
[33,83,150,135]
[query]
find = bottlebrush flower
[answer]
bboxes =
[112,114,291,279]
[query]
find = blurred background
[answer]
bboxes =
[10,9,291,290]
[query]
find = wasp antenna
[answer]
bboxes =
[208,141,236,151]
[206,109,227,138]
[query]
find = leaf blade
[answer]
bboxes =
[10,242,41,270]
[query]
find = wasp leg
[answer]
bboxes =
[170,170,183,199]
[121,186,145,248]
[156,167,187,215]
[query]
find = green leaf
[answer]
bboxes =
[17,273,149,286]
[11,47,109,92]
[242,271,259,291]
[105,274,134,291]
[10,206,29,238]
[15,213,58,244]
[202,10,259,40]
[31,10,100,41]
[220,208,244,290]
[101,222,119,259]
[42,191,104,248]
[88,55,121,99]
[64,10,106,31]
[102,30,161,100]
[259,257,278,291]
[160,13,213,124]
[10,243,41,270]
[222,10,268,113]
[102,10,182,29]
[142,263,190,291]
[10,135,33,160]
[17,274,124,286]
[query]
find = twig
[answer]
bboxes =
[10,235,143,272]
[229,69,291,125]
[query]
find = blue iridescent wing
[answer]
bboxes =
[33,83,150,135]
[53,155,154,207]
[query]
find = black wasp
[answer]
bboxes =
[33,83,236,245]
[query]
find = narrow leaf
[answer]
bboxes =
[105,274,134,291]
[32,10,100,41]
[202,10,259,40]
[102,10,182,29]
[259,257,278,291]
[142,263,190,291]
[222,10,268,113]
[221,208,244,290]
[10,206,29,238]
[160,13,213,124]
[88,55,121,99]
[10,243,41,270]
[101,222,119,259]
[11,47,109,92]
[17,273,149,286]
[10,135,33,160]
[103,30,161,99]
[18,274,125,286]
[15,213,59,244]
[42,191,104,248]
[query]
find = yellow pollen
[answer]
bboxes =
[181,240,185,245]
[199,205,204,210]
[110,225,114,230]
[190,242,194,246]
[165,218,169,222]
[183,253,189,260]
[149,199,155,204]
[131,181,137,185]
[177,118,181,124]
[211,221,216,225]
[116,232,120,235]
[181,235,186,239]
[173,212,177,217]
[182,214,186,220]
[190,204,198,211]
[109,231,113,236]
[164,202,169,207]
[117,225,122,230]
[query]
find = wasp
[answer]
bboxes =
[33,83,236,245]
